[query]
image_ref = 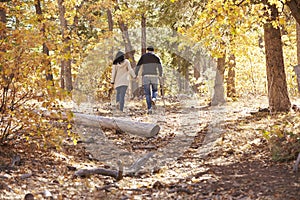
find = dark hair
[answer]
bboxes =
[113,51,125,64]
[146,46,154,51]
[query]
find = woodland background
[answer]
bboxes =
[1,0,300,199]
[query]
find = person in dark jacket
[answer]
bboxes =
[135,46,163,114]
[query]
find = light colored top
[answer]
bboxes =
[111,59,136,88]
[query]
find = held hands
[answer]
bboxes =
[159,76,164,84]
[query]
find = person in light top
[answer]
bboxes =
[111,51,136,112]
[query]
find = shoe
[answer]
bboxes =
[151,98,157,109]
[147,108,152,114]
[116,102,120,110]
[114,109,126,117]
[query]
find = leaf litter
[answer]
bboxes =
[0,95,299,199]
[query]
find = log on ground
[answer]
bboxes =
[74,113,160,138]
[74,152,154,179]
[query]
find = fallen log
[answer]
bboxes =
[74,152,154,179]
[74,113,160,138]
[75,160,123,180]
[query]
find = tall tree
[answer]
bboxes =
[286,0,300,25]
[141,14,146,55]
[107,8,114,61]
[193,50,201,93]
[0,0,70,144]
[34,0,53,82]
[226,54,236,98]
[0,3,6,51]
[296,22,300,94]
[264,2,291,112]
[211,55,226,106]
[297,23,300,65]
[118,20,136,68]
[57,0,73,91]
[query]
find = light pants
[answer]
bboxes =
[143,75,158,110]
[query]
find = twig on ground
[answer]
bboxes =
[293,152,300,173]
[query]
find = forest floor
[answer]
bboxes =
[0,95,300,200]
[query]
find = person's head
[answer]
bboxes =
[146,46,154,52]
[113,51,125,64]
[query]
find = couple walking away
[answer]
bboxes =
[110,46,163,114]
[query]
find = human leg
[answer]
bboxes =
[116,86,127,111]
[151,83,158,100]
[143,76,152,111]
[143,83,152,110]
[115,87,120,109]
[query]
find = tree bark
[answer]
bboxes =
[118,20,137,97]
[264,3,291,112]
[57,0,73,91]
[107,9,113,32]
[211,56,226,106]
[297,23,300,65]
[295,23,300,94]
[118,21,136,68]
[182,58,190,93]
[226,54,236,98]
[193,51,201,93]
[0,5,6,47]
[141,14,146,55]
[286,0,300,25]
[107,8,114,62]
[74,113,160,138]
[34,0,53,83]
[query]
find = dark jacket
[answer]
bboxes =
[135,52,163,77]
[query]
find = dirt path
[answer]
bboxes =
[74,96,299,199]
[0,96,299,199]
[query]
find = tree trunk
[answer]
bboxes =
[297,23,300,65]
[0,5,6,50]
[141,14,146,55]
[107,9,113,32]
[286,0,300,25]
[57,0,73,91]
[118,20,137,97]
[35,0,53,83]
[264,3,291,112]
[107,9,114,61]
[211,56,226,106]
[193,51,201,93]
[74,113,160,138]
[295,23,300,94]
[182,58,190,93]
[226,54,236,97]
[118,21,136,68]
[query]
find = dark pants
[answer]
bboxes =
[116,85,128,111]
[143,76,158,110]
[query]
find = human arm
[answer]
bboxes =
[157,57,163,77]
[135,55,143,76]
[126,60,136,78]
[111,65,116,84]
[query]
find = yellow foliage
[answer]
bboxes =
[0,2,71,147]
